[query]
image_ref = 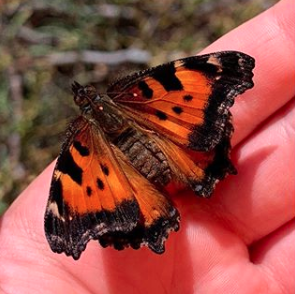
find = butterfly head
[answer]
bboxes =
[72,81,102,113]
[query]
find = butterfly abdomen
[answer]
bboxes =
[112,127,172,186]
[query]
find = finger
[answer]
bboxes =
[0,163,53,253]
[171,98,294,292]
[201,0,295,146]
[221,98,295,243]
[176,98,295,246]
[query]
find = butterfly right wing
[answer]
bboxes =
[45,116,179,259]
[107,51,254,152]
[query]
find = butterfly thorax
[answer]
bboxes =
[73,82,126,134]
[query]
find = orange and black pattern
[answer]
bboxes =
[45,51,255,260]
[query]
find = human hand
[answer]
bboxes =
[0,0,294,293]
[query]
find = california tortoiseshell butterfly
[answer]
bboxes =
[44,51,255,260]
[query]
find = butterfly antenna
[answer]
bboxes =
[72,81,82,95]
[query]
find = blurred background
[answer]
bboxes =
[0,0,277,214]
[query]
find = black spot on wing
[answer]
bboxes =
[172,106,183,114]
[97,178,105,190]
[152,63,183,91]
[183,94,193,102]
[100,164,109,176]
[58,150,83,185]
[73,141,90,156]
[155,110,168,120]
[138,81,153,99]
[86,186,92,196]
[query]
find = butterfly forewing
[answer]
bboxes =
[107,51,254,151]
[45,117,141,259]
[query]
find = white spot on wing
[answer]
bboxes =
[54,170,62,179]
[174,60,183,68]
[207,56,223,73]
[48,201,65,222]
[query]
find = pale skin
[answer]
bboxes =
[0,0,294,293]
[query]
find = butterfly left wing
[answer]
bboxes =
[45,116,179,259]
[107,51,254,152]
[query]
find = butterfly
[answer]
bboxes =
[44,51,255,260]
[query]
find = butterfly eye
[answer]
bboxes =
[85,85,97,99]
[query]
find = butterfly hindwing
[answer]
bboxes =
[45,116,179,259]
[107,51,254,151]
[102,147,180,253]
[138,117,235,197]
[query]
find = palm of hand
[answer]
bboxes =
[0,0,294,293]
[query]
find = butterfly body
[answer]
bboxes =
[45,51,255,260]
[114,127,173,186]
[72,83,173,186]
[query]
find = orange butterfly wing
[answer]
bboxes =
[107,51,254,151]
[45,116,179,259]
